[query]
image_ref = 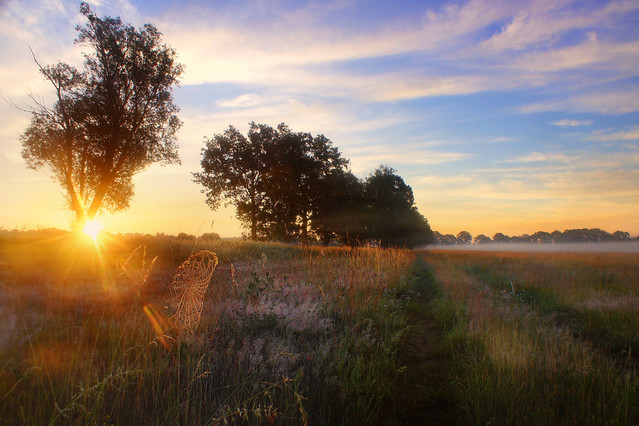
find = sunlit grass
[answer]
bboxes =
[0,231,417,424]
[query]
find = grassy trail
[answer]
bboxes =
[396,259,454,425]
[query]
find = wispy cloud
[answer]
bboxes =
[521,90,639,114]
[585,125,639,142]
[510,151,579,163]
[156,0,639,104]
[552,119,593,127]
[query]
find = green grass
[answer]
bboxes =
[422,250,639,425]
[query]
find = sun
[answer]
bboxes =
[82,219,104,241]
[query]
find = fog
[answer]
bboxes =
[423,241,639,253]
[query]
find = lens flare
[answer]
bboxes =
[82,219,103,241]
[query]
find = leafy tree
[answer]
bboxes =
[194,123,349,243]
[193,123,277,240]
[20,3,182,228]
[492,232,511,243]
[474,234,491,244]
[434,231,459,245]
[264,129,349,243]
[363,165,433,248]
[456,231,472,244]
[313,170,366,245]
[531,231,553,243]
[612,230,631,241]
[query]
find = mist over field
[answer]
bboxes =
[425,241,639,253]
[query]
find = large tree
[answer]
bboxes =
[194,123,350,242]
[20,3,182,228]
[193,122,277,240]
[364,165,434,248]
[264,128,349,243]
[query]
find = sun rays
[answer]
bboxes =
[82,219,104,242]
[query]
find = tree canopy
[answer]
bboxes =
[194,123,351,243]
[194,123,433,247]
[20,3,183,228]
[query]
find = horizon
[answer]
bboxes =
[1,0,638,237]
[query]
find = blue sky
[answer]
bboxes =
[1,0,638,237]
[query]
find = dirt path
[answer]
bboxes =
[395,263,454,425]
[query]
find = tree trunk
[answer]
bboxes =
[301,211,308,245]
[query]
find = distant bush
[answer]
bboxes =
[200,232,221,241]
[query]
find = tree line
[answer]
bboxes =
[18,5,433,248]
[192,123,434,247]
[434,228,636,245]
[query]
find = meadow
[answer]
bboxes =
[0,231,422,425]
[421,249,639,425]
[0,231,637,425]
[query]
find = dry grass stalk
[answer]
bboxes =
[120,245,157,297]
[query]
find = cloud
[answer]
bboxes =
[155,0,638,101]
[510,151,579,163]
[552,119,593,127]
[347,145,468,174]
[520,90,639,114]
[585,125,639,142]
[217,94,264,108]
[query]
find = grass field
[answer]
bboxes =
[420,249,639,425]
[0,231,637,424]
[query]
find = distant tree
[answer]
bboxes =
[612,230,631,241]
[492,232,511,243]
[551,230,563,242]
[20,3,182,228]
[474,234,491,244]
[363,166,433,248]
[456,231,472,244]
[531,231,552,243]
[200,232,221,241]
[177,232,196,241]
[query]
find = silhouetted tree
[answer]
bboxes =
[474,234,491,244]
[492,232,511,243]
[195,123,349,243]
[612,230,631,241]
[263,127,349,243]
[456,231,472,244]
[311,170,365,245]
[531,231,553,243]
[193,123,277,240]
[20,3,182,228]
[434,231,459,245]
[363,166,433,248]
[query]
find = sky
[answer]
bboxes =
[1,0,638,238]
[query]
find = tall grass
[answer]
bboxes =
[423,250,639,425]
[0,231,417,424]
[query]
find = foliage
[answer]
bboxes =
[363,165,434,248]
[20,3,182,227]
[193,123,276,240]
[194,123,433,247]
[456,231,472,244]
[433,227,636,245]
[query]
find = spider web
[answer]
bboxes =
[167,250,218,334]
